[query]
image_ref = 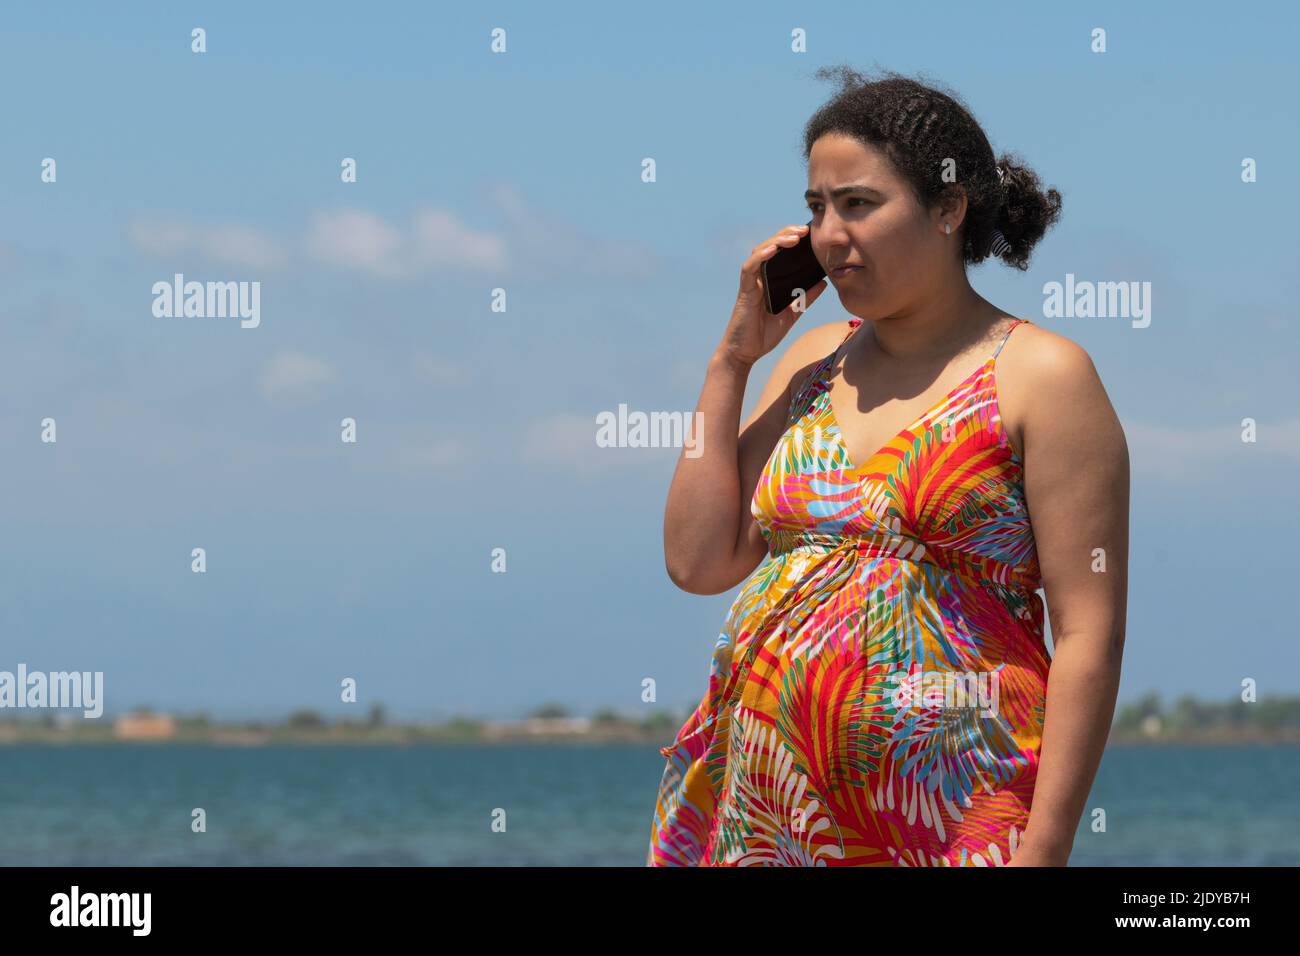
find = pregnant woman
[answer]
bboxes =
[647,69,1130,867]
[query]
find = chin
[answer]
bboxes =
[838,288,876,311]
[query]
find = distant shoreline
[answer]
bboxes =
[4,693,1297,747]
[1,724,1297,747]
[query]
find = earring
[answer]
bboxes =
[943,223,952,235]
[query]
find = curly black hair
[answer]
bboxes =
[801,66,1062,271]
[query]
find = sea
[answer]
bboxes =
[1,743,1295,865]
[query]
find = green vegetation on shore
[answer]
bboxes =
[1109,692,1300,743]
[0,701,684,745]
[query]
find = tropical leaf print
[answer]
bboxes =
[713,704,846,865]
[648,319,1049,866]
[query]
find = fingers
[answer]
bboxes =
[740,242,781,287]
[749,223,809,256]
[742,223,811,285]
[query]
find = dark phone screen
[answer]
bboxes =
[761,220,826,314]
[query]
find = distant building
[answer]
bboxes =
[522,717,592,736]
[114,712,177,740]
[1140,714,1163,738]
[210,728,270,746]
[480,716,593,739]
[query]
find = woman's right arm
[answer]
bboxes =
[662,223,832,595]
[663,334,832,594]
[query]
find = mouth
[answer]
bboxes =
[829,265,860,278]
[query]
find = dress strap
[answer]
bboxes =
[841,317,863,344]
[992,317,1027,359]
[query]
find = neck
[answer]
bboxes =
[867,280,996,363]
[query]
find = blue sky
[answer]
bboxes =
[2,1,1297,721]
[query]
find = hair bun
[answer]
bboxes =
[989,153,1063,269]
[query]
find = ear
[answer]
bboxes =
[932,184,969,231]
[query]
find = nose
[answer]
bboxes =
[812,206,852,256]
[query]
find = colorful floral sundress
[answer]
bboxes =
[647,317,1049,866]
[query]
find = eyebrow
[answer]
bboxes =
[804,184,884,200]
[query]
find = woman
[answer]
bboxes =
[647,69,1129,867]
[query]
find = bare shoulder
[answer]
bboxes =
[774,318,858,396]
[996,319,1123,459]
[1001,319,1100,382]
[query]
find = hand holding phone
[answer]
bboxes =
[718,222,830,370]
[760,219,827,314]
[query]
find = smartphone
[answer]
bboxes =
[761,220,825,314]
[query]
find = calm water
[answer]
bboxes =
[0,743,1295,865]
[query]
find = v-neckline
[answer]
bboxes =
[820,356,995,472]
[817,318,1023,472]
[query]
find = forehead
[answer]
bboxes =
[807,133,895,183]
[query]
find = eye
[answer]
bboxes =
[806,198,871,213]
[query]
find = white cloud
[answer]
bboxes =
[479,182,657,280]
[521,412,677,480]
[1126,417,1300,482]
[201,225,289,269]
[303,207,505,277]
[128,221,189,255]
[303,209,405,277]
[410,209,506,270]
[128,184,656,283]
[345,426,469,475]
[522,415,600,466]
[260,352,335,403]
[128,220,287,269]
[396,439,463,471]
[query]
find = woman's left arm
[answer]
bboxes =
[1007,337,1130,866]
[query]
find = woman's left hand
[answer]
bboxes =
[1004,838,1070,867]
